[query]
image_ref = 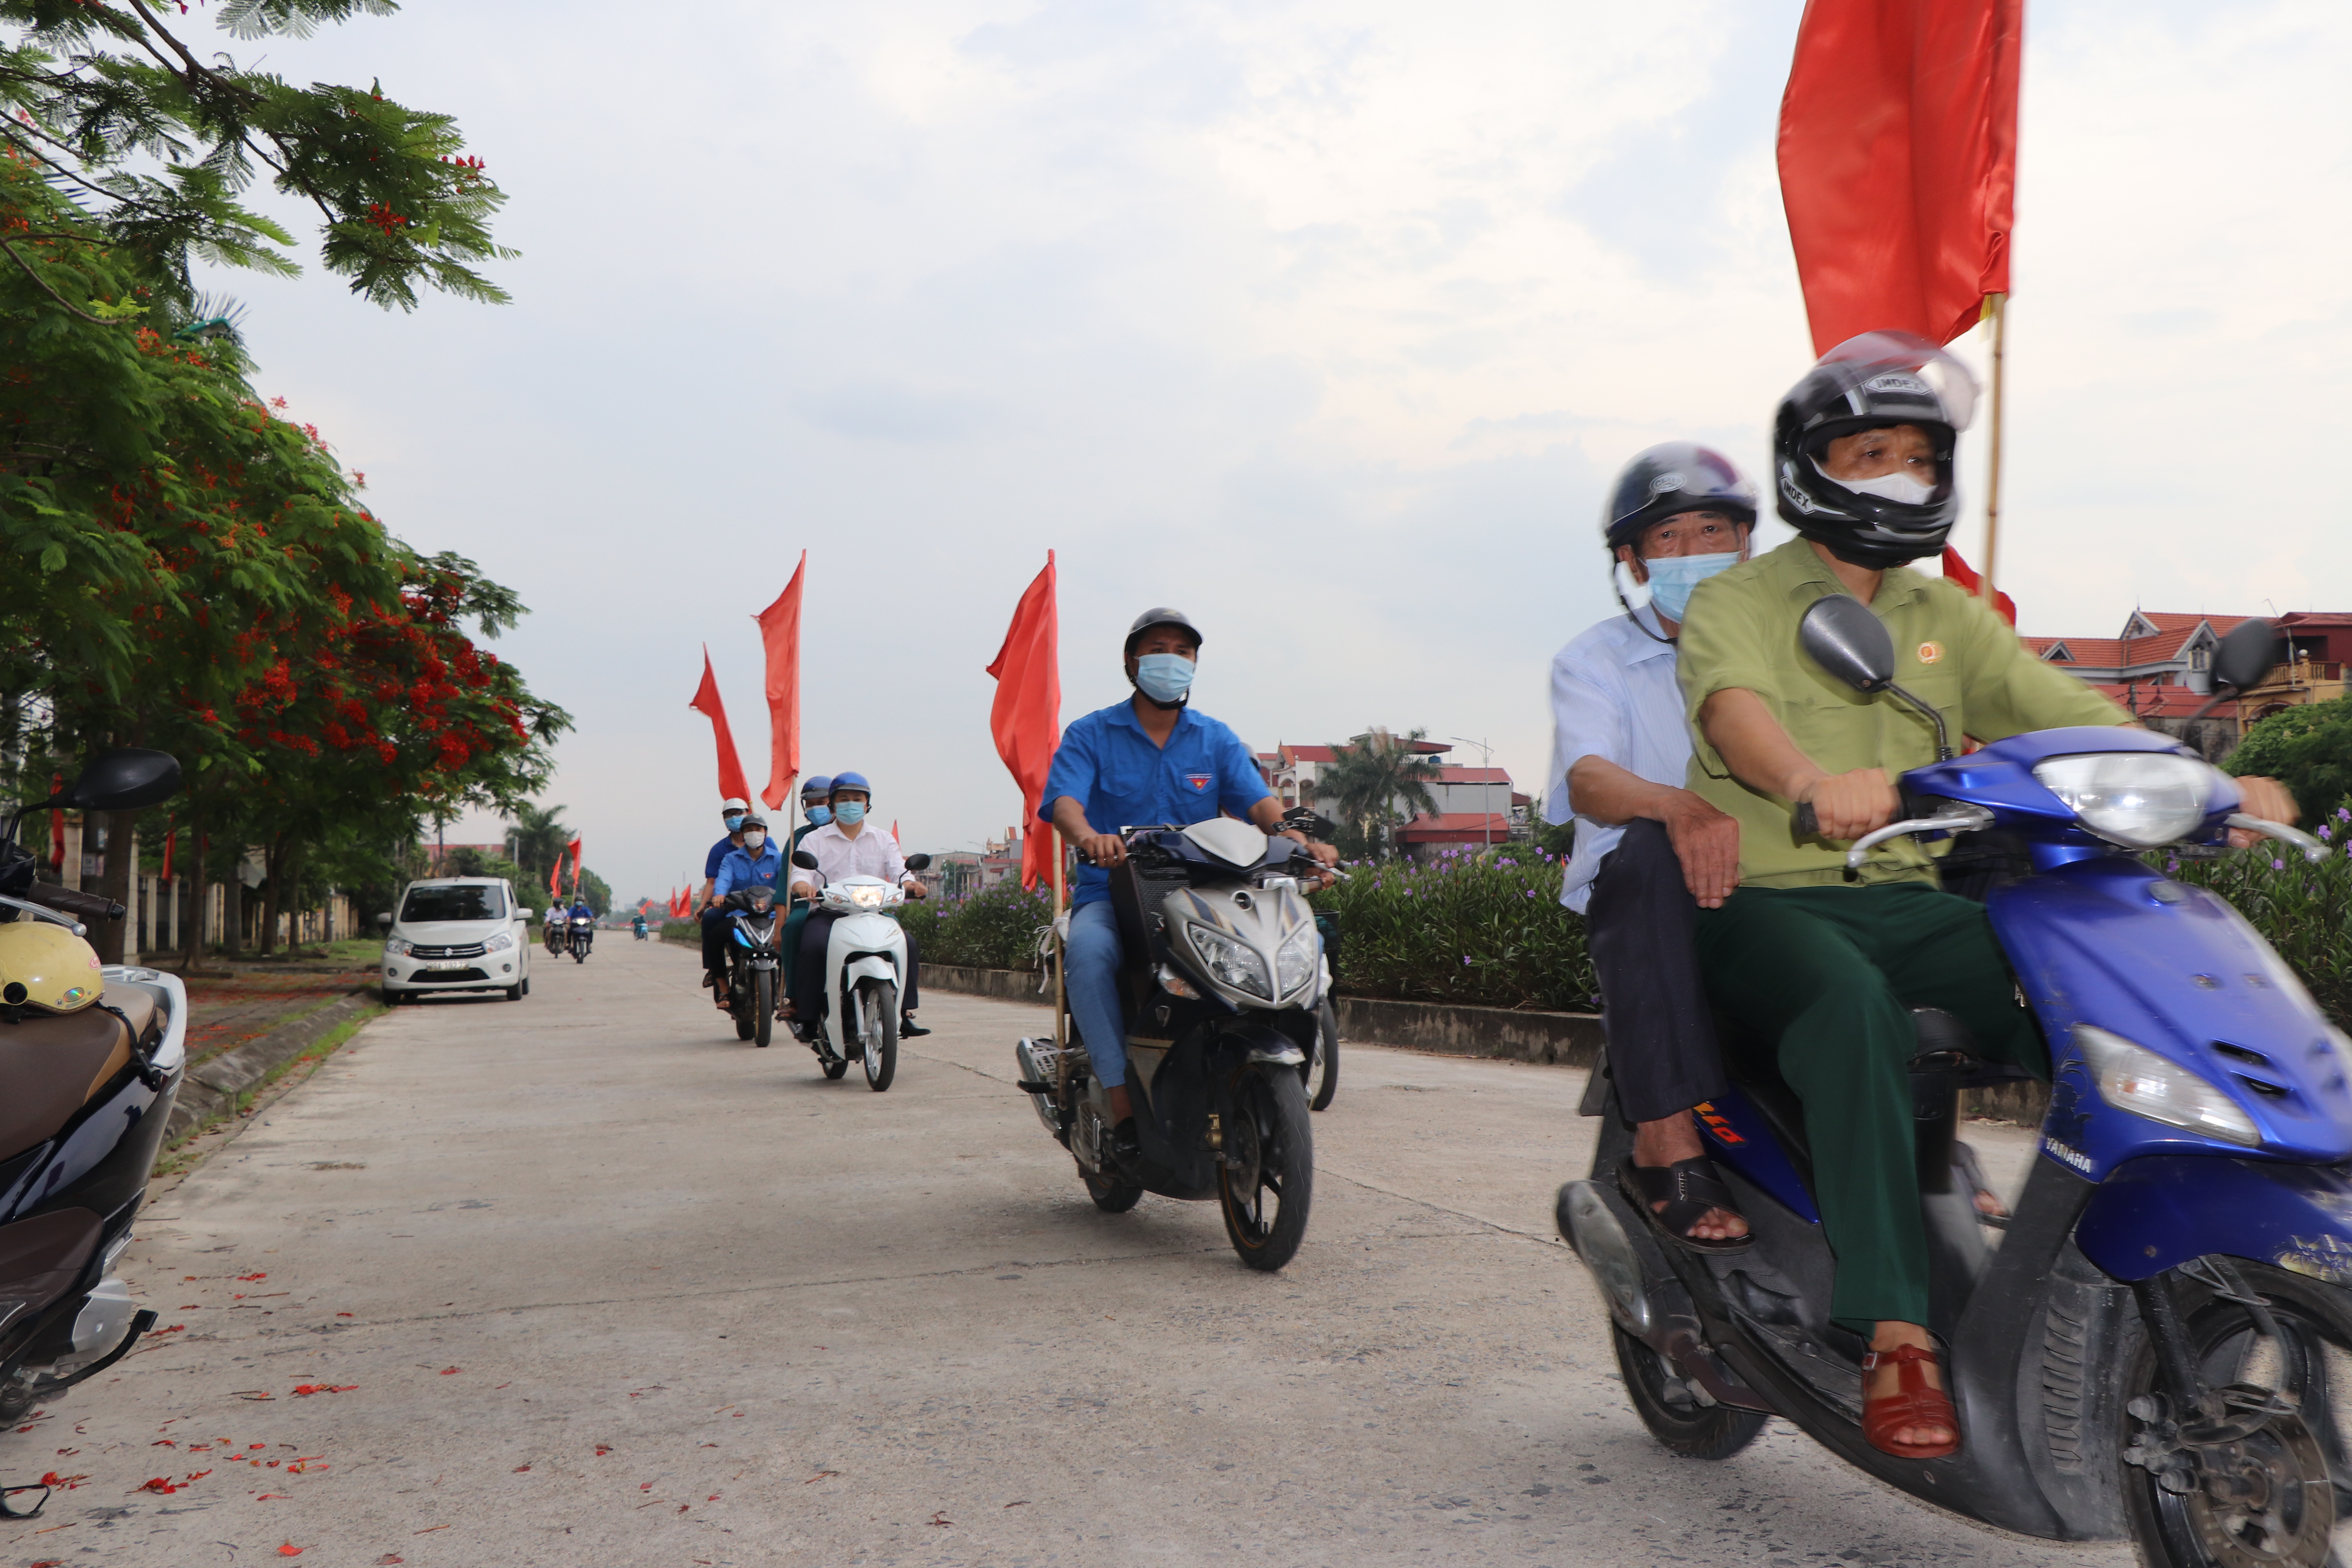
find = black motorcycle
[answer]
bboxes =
[1015,819,1330,1271]
[0,751,185,1444]
[566,914,593,963]
[716,886,791,1053]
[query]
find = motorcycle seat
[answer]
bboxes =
[0,998,155,1162]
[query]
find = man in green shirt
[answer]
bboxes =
[1677,331,2289,1459]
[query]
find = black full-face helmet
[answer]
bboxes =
[1602,443,1757,554]
[1773,329,1979,569]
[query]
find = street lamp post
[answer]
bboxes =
[1448,735,1495,850]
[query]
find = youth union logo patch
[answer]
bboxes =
[1185,772,1212,792]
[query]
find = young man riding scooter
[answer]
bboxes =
[697,798,752,992]
[785,773,932,1036]
[781,775,833,1000]
[708,812,787,1011]
[1675,329,2300,1460]
[1040,608,1341,1167]
[1546,443,1756,1251]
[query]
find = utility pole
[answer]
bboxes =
[1449,735,1495,849]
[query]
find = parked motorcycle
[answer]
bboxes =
[0,750,185,1444]
[566,914,593,963]
[786,850,930,1090]
[1558,607,2352,1566]
[714,885,787,1049]
[1014,819,1327,1271]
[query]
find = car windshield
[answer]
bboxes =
[401,884,506,923]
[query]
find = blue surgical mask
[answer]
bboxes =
[806,805,831,826]
[1642,551,1741,624]
[722,813,745,831]
[834,802,866,826]
[1135,653,1195,704]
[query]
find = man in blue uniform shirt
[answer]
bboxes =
[697,797,751,993]
[708,813,787,1010]
[1042,608,1338,1162]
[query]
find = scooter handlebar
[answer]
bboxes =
[25,882,123,922]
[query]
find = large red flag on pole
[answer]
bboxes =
[1939,545,2014,625]
[984,553,1060,894]
[688,647,753,804]
[564,837,582,900]
[1777,0,2021,355]
[1779,0,2022,604]
[755,552,806,812]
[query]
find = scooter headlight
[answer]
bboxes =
[2032,752,2215,849]
[2074,1024,2259,1146]
[1275,926,1318,998]
[1189,926,1273,1001]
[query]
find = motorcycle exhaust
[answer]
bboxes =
[1557,1180,1654,1337]
[1013,1038,1066,1133]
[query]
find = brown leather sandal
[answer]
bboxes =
[1617,1156,1752,1254]
[1861,1343,1960,1459]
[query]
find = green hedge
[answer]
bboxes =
[898,882,1055,972]
[2165,816,2352,1027]
[1311,849,1594,1012]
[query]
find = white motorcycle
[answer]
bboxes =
[787,849,931,1091]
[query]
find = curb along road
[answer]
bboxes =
[163,989,382,1145]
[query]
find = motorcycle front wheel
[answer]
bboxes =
[752,969,775,1048]
[1308,999,1339,1112]
[856,978,898,1092]
[1217,1064,1312,1271]
[1084,1169,1143,1213]
[2120,1259,2352,1568]
[730,975,754,1041]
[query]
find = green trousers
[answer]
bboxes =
[1692,882,2047,1332]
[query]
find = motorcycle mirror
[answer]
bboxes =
[51,748,181,812]
[376,912,392,928]
[1798,595,1896,693]
[904,853,933,871]
[791,850,820,870]
[2211,617,2283,694]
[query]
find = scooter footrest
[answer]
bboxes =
[1014,1080,1056,1095]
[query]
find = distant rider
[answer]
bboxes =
[568,897,596,953]
[782,775,833,998]
[785,773,931,1036]
[708,813,787,1013]
[1040,608,1339,1166]
[697,798,751,994]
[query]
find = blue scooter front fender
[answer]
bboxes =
[2077,1152,2352,1283]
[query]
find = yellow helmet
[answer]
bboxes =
[0,920,103,1014]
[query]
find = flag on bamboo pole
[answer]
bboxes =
[47,773,62,869]
[689,647,753,804]
[566,838,583,899]
[1940,546,2014,625]
[1777,0,2022,353]
[985,552,1060,893]
[161,829,175,882]
[755,552,806,812]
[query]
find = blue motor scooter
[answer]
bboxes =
[1560,605,2352,1566]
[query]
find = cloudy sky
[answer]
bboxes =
[185,0,2352,903]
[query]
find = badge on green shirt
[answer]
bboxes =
[1675,538,2128,888]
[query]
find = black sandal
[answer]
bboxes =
[1617,1156,1753,1254]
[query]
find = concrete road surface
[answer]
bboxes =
[4,937,2130,1567]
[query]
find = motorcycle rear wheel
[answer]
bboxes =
[1612,1323,1767,1460]
[822,1058,849,1080]
[857,978,898,1092]
[2121,1260,2352,1568]
[1084,1169,1144,1212]
[752,970,774,1048]
[1217,1064,1312,1271]
[1308,999,1339,1112]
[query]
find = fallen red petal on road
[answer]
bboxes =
[238,1272,268,1283]
[138,1477,178,1495]
[512,1464,529,1473]
[437,1367,461,1376]
[277,1544,303,1557]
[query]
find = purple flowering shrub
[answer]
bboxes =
[2163,808,2352,1026]
[1310,846,1595,1012]
[897,880,1055,971]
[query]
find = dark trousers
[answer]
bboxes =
[791,910,921,1018]
[699,907,730,974]
[1693,882,2047,1331]
[1588,819,1728,1123]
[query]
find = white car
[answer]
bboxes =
[379,877,531,1004]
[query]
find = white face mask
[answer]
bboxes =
[1819,458,1937,507]
[742,831,767,851]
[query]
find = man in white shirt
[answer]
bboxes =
[1546,443,1753,1251]
[786,772,931,1034]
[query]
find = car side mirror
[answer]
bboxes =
[904,853,933,871]
[2211,617,2283,694]
[792,850,820,870]
[45,748,182,812]
[376,912,392,929]
[1798,595,1896,692]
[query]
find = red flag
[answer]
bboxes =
[161,829,175,882]
[47,773,62,869]
[755,553,806,811]
[1777,0,2022,353]
[985,553,1061,893]
[567,838,583,898]
[688,647,752,804]
[890,820,900,845]
[669,886,689,919]
[1939,545,2014,625]
[548,848,563,900]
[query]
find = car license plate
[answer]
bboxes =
[421,960,467,972]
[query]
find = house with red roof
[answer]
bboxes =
[2024,610,2350,750]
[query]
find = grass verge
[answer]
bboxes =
[149,1003,387,1192]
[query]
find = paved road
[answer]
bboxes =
[6,938,2132,1567]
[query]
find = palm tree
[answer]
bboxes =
[1315,728,1443,858]
[505,801,570,886]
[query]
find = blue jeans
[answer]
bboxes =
[1065,900,1128,1089]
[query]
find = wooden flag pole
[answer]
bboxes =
[1051,835,1067,1053]
[1979,291,2009,609]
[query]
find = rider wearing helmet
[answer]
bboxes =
[1670,330,2290,1459]
[1545,443,1756,1252]
[781,775,834,997]
[697,797,753,991]
[1040,608,1340,1165]
[784,773,931,1036]
[709,812,787,1011]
